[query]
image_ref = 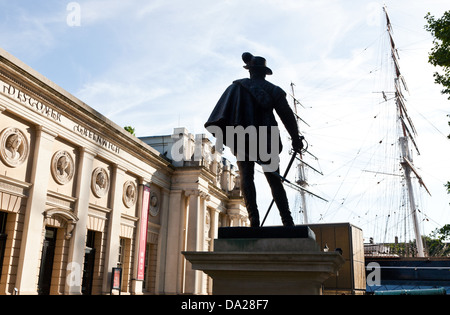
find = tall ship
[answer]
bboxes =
[281,6,450,294]
[362,7,450,294]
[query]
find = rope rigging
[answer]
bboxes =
[282,6,436,256]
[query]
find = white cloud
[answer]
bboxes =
[75,0,137,25]
[1,0,449,235]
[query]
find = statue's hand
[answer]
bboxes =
[292,136,304,153]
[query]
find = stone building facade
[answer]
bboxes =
[0,48,247,295]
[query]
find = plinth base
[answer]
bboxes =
[183,226,345,295]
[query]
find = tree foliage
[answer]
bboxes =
[426,12,450,196]
[425,11,450,98]
[427,225,450,257]
[124,126,136,136]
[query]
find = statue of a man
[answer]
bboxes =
[205,52,303,227]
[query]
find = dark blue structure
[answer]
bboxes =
[365,257,450,294]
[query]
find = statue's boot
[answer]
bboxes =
[242,187,260,227]
[264,170,295,226]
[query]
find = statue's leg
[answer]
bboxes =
[236,161,260,227]
[263,169,295,226]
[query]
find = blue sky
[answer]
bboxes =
[1,0,449,241]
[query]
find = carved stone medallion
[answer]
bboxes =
[123,181,137,208]
[91,167,109,198]
[51,150,75,185]
[0,127,29,168]
[149,191,159,216]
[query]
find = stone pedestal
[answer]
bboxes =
[183,226,345,295]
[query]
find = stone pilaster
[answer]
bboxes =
[16,126,56,295]
[65,147,96,295]
[102,164,126,294]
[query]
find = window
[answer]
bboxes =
[143,244,149,289]
[82,230,96,295]
[0,212,6,233]
[118,238,125,267]
[37,227,57,295]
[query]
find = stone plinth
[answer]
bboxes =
[183,226,345,295]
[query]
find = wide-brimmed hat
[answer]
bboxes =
[242,52,273,75]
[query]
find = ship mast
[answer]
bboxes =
[290,83,309,223]
[383,6,428,257]
[289,83,325,224]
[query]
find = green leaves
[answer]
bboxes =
[124,126,136,136]
[425,11,450,99]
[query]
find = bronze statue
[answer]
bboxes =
[205,52,303,227]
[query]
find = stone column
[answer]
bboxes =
[229,214,240,227]
[206,206,218,295]
[16,126,56,295]
[163,189,185,294]
[65,147,95,295]
[155,188,170,294]
[184,189,210,294]
[183,190,201,294]
[209,208,219,249]
[131,176,149,295]
[102,164,126,294]
[228,198,247,227]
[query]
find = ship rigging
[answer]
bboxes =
[284,6,432,257]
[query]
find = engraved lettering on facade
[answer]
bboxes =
[73,124,120,154]
[1,81,62,122]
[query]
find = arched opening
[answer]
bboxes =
[37,209,79,295]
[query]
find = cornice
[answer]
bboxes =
[0,48,174,174]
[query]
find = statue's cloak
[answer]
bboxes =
[204,78,289,157]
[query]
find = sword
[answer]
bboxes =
[256,162,327,203]
[261,150,298,226]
